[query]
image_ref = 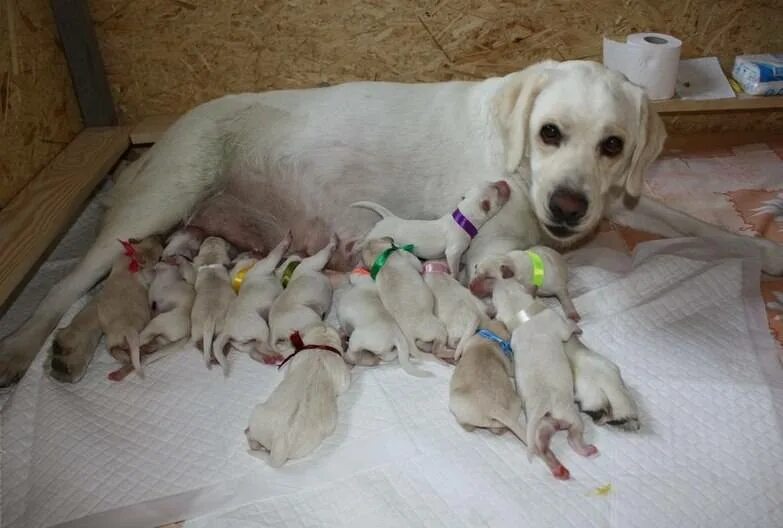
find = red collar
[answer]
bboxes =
[119,239,141,273]
[277,330,342,369]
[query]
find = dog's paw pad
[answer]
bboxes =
[583,409,607,423]
[607,417,640,431]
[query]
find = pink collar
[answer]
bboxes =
[423,261,450,274]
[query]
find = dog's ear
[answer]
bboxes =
[623,87,667,199]
[494,60,558,173]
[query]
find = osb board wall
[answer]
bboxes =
[91,0,783,133]
[0,0,82,207]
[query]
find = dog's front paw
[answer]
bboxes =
[0,335,39,387]
[760,239,783,276]
[577,383,639,431]
[48,329,101,384]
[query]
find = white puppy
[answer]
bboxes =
[161,226,205,260]
[471,246,578,320]
[190,237,235,367]
[212,233,292,373]
[337,267,414,370]
[449,320,527,442]
[422,260,493,358]
[492,278,594,480]
[268,236,337,356]
[353,180,511,276]
[564,336,639,430]
[245,323,351,467]
[361,238,447,376]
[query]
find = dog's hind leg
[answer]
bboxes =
[0,108,228,386]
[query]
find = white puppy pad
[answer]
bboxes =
[2,238,782,528]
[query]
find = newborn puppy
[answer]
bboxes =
[423,260,493,358]
[213,232,292,373]
[245,323,351,467]
[449,320,527,442]
[353,180,510,276]
[361,238,447,376]
[161,226,205,260]
[190,236,235,367]
[337,267,412,369]
[97,237,163,377]
[471,246,579,321]
[268,235,337,357]
[492,279,593,481]
[565,336,640,430]
[139,255,195,355]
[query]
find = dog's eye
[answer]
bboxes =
[540,124,562,146]
[600,136,624,157]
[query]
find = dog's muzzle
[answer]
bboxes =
[545,188,589,238]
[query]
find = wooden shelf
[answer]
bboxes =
[653,94,783,114]
[0,126,130,308]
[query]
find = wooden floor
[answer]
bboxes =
[0,126,130,310]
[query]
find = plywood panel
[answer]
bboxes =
[0,0,82,206]
[91,0,782,133]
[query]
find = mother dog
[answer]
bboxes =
[2,59,782,385]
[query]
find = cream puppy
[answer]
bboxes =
[352,180,511,276]
[161,226,205,260]
[449,320,527,442]
[97,237,163,377]
[268,235,337,357]
[139,255,195,355]
[213,232,292,373]
[361,238,446,374]
[492,278,594,481]
[337,267,418,372]
[423,260,493,358]
[564,336,640,430]
[245,323,351,467]
[471,246,578,321]
[190,236,235,367]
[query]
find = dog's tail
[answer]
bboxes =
[202,316,216,368]
[394,328,433,378]
[488,406,528,448]
[127,330,143,377]
[349,201,394,219]
[212,332,230,375]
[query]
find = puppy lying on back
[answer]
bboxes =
[97,237,162,378]
[190,236,235,367]
[492,278,594,481]
[337,267,412,368]
[361,237,447,376]
[449,320,527,441]
[245,323,351,467]
[268,235,337,356]
[353,180,510,276]
[213,232,292,373]
[471,246,579,321]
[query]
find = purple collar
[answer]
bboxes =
[452,208,478,238]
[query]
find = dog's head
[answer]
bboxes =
[495,60,666,245]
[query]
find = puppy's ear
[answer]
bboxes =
[623,87,667,199]
[494,60,558,173]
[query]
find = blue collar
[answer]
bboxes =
[476,329,513,359]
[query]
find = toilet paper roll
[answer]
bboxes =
[603,33,682,100]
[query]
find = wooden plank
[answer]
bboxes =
[50,0,116,126]
[653,94,783,114]
[130,114,179,145]
[0,127,129,308]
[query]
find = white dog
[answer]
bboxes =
[245,323,351,467]
[190,237,235,367]
[471,245,578,320]
[268,236,337,356]
[492,278,594,480]
[352,180,511,276]
[7,59,783,385]
[337,267,412,368]
[212,233,292,372]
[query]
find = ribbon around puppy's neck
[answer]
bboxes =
[369,243,415,280]
[118,239,141,273]
[476,329,513,359]
[232,265,253,293]
[452,208,478,238]
[277,330,343,370]
[527,251,545,288]
[280,260,300,288]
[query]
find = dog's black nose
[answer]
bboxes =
[548,188,588,227]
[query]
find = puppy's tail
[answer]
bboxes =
[203,316,216,368]
[127,331,143,378]
[394,330,433,378]
[488,406,528,448]
[349,201,394,219]
[212,332,230,376]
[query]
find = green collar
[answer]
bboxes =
[281,260,300,288]
[528,251,545,287]
[370,243,415,280]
